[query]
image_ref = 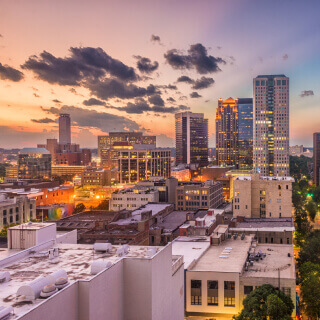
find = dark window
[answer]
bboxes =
[191,280,202,305]
[287,238,290,244]
[244,286,253,295]
[207,281,218,306]
[3,210,7,216]
[282,287,291,296]
[3,218,7,225]
[255,80,260,86]
[224,281,235,307]
[282,80,287,85]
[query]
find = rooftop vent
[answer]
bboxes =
[0,272,10,284]
[146,247,157,258]
[40,284,58,299]
[116,247,125,257]
[93,242,112,253]
[91,260,113,275]
[55,277,69,290]
[122,244,130,254]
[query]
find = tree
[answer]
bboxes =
[298,230,320,267]
[305,201,318,221]
[299,262,320,319]
[294,207,312,247]
[73,203,86,214]
[94,200,109,210]
[233,284,294,320]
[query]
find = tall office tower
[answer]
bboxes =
[253,75,289,176]
[238,98,253,170]
[98,132,156,158]
[59,114,71,145]
[216,98,239,167]
[313,133,320,186]
[175,112,208,167]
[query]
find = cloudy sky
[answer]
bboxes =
[0,0,319,148]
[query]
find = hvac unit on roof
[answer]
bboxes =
[0,306,14,320]
[91,260,113,275]
[146,247,157,258]
[93,242,112,253]
[122,244,130,254]
[40,284,58,298]
[116,247,125,257]
[16,269,67,300]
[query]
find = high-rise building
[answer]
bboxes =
[216,98,239,167]
[18,148,52,180]
[253,75,289,176]
[175,112,208,167]
[238,98,253,170]
[313,133,320,186]
[118,145,171,183]
[59,113,71,145]
[98,132,156,158]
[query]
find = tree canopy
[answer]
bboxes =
[233,284,294,320]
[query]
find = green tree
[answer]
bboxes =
[294,207,312,247]
[305,200,318,221]
[299,262,320,319]
[298,230,320,267]
[233,284,294,320]
[94,199,109,210]
[73,203,86,214]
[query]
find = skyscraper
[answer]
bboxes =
[59,114,71,145]
[216,98,238,167]
[238,98,253,170]
[175,112,208,167]
[253,75,289,176]
[313,132,320,186]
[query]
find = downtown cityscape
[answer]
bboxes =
[0,1,320,320]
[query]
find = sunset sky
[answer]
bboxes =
[0,0,319,148]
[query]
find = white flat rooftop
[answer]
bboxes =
[189,236,253,273]
[9,223,56,231]
[0,243,164,318]
[172,237,210,269]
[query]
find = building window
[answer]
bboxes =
[224,281,235,307]
[191,280,202,305]
[244,286,253,296]
[207,281,218,306]
[287,238,290,244]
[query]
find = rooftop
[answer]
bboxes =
[0,242,165,318]
[231,218,295,232]
[243,244,295,279]
[189,236,253,273]
[256,74,287,78]
[111,203,172,225]
[234,175,294,182]
[8,223,56,231]
[172,237,210,269]
[19,148,50,155]
[150,211,188,233]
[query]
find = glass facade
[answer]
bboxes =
[175,112,208,168]
[238,98,253,170]
[18,151,52,180]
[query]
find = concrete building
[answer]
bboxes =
[216,98,239,167]
[179,208,225,237]
[59,113,71,145]
[172,230,296,320]
[175,112,208,168]
[110,186,160,210]
[18,148,52,180]
[171,165,191,181]
[118,145,171,183]
[81,167,109,186]
[253,75,289,176]
[51,165,86,177]
[313,132,320,186]
[289,145,304,156]
[98,132,156,158]
[229,216,294,245]
[0,194,36,230]
[233,174,294,218]
[0,224,184,320]
[176,181,223,211]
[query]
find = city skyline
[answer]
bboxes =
[0,0,320,148]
